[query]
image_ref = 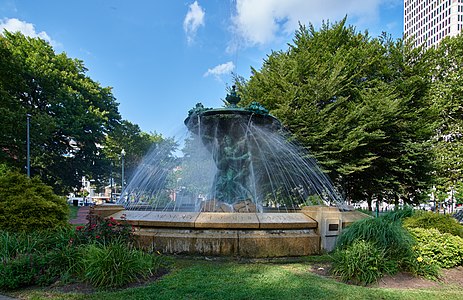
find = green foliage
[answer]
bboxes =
[0,225,164,290]
[428,35,463,193]
[68,205,80,220]
[401,250,441,280]
[403,211,463,238]
[0,31,122,193]
[336,217,414,258]
[82,242,161,288]
[0,228,82,289]
[355,208,374,216]
[408,227,463,268]
[75,214,134,245]
[0,253,40,289]
[0,164,12,176]
[0,171,69,232]
[382,206,415,222]
[236,19,435,205]
[334,212,442,283]
[332,240,396,285]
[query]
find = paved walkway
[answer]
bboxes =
[0,294,17,300]
[69,206,91,225]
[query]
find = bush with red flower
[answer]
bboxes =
[75,214,134,245]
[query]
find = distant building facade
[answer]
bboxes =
[404,0,463,48]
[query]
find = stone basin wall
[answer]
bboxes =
[90,205,368,258]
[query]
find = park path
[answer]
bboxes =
[69,206,91,225]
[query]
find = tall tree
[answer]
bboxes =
[236,19,435,207]
[428,34,463,204]
[0,31,121,193]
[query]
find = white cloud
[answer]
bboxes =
[0,18,58,46]
[230,0,386,47]
[183,1,205,44]
[204,61,235,79]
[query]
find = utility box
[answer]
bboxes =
[322,218,342,251]
[302,206,342,252]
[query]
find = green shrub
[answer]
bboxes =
[0,228,76,260]
[37,244,84,286]
[0,229,82,289]
[0,225,165,290]
[408,227,463,268]
[82,242,161,288]
[403,211,463,238]
[75,214,134,245]
[0,253,41,289]
[0,171,69,233]
[0,164,12,176]
[0,246,82,289]
[0,231,40,261]
[331,240,397,285]
[402,250,440,280]
[336,217,414,258]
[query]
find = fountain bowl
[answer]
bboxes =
[91,204,368,257]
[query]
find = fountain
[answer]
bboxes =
[92,87,367,257]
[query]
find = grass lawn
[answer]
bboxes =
[10,257,463,300]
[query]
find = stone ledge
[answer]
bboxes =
[195,213,260,229]
[257,213,317,229]
[103,210,319,230]
[91,204,125,218]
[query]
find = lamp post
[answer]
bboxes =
[121,149,126,197]
[110,161,113,202]
[26,113,31,177]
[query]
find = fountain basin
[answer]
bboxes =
[92,205,368,257]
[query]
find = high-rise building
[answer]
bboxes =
[404,0,463,48]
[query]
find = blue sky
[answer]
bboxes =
[0,0,403,138]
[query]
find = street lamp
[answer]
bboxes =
[121,149,126,197]
[26,113,31,177]
[110,161,113,202]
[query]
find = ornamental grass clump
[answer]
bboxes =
[382,206,415,222]
[332,209,441,285]
[0,228,82,289]
[331,239,396,285]
[0,224,166,290]
[82,241,162,288]
[336,216,414,258]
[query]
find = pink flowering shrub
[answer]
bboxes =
[75,214,134,245]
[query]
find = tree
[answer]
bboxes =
[0,31,121,193]
[427,34,463,200]
[236,19,435,207]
